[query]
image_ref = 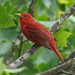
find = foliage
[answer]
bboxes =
[0,0,75,75]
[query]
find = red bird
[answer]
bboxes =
[16,13,64,61]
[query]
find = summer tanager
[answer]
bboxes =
[16,13,64,61]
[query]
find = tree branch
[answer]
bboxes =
[6,32,23,64]
[40,58,75,75]
[7,4,75,69]
[60,69,74,75]
[28,0,37,16]
[39,50,75,75]
[50,3,75,33]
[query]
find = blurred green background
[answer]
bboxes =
[0,0,75,75]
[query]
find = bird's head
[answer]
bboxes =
[16,13,34,24]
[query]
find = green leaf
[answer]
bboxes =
[0,27,18,42]
[0,41,12,55]
[35,14,50,21]
[35,63,49,72]
[43,0,50,9]
[31,47,43,60]
[0,71,10,75]
[4,0,16,14]
[0,0,6,5]
[32,47,58,71]
[5,67,27,73]
[49,0,58,14]
[38,21,56,28]
[0,5,16,28]
[21,59,38,75]
[38,14,50,21]
[20,4,28,13]
[67,0,75,7]
[21,41,33,54]
[58,0,69,4]
[0,58,6,73]
[54,30,71,50]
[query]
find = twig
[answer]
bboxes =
[40,58,75,75]
[61,69,74,75]
[28,0,37,16]
[71,66,75,74]
[18,37,23,57]
[6,32,23,64]
[50,4,75,33]
[7,4,75,68]
[7,44,40,68]
[39,51,75,75]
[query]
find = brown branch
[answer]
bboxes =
[6,32,23,64]
[7,4,75,69]
[40,57,75,75]
[71,65,75,74]
[18,38,23,57]
[50,4,75,33]
[61,69,74,75]
[7,44,40,68]
[39,50,75,75]
[28,0,37,16]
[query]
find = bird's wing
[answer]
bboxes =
[27,22,50,44]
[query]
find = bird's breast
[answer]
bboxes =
[20,24,34,42]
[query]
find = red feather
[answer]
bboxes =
[18,13,64,61]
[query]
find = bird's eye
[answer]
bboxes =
[23,15,27,18]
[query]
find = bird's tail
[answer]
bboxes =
[49,42,64,61]
[53,48,64,61]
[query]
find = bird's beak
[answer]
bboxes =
[16,13,22,17]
